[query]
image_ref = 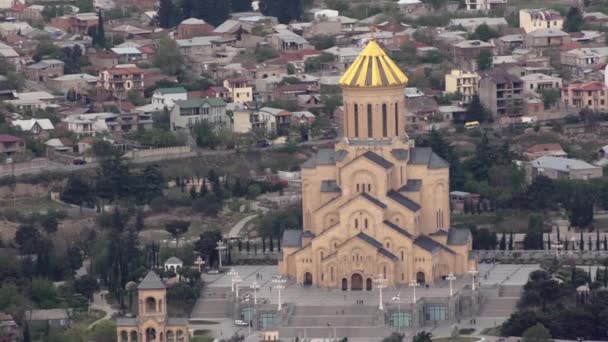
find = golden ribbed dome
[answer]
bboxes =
[339,40,408,88]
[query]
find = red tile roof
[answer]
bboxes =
[526,143,563,153]
[569,81,606,91]
[106,67,143,75]
[0,134,23,143]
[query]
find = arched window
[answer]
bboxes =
[330,267,334,281]
[382,104,388,137]
[355,219,359,229]
[367,104,373,137]
[364,219,368,229]
[394,103,399,136]
[401,250,404,261]
[383,265,387,279]
[386,241,390,249]
[145,297,156,313]
[367,184,371,192]
[354,104,359,137]
[321,251,324,259]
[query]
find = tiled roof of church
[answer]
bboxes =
[282,230,303,247]
[339,40,408,88]
[383,220,414,239]
[399,179,422,192]
[360,192,387,208]
[414,235,456,254]
[362,151,394,169]
[138,271,165,290]
[356,232,398,260]
[301,149,336,169]
[447,228,471,245]
[408,147,449,169]
[117,318,137,326]
[391,148,409,160]
[321,180,341,192]
[387,190,421,211]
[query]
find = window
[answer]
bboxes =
[400,250,404,261]
[321,251,324,259]
[382,104,387,137]
[259,313,279,328]
[394,103,399,136]
[386,242,390,249]
[390,312,412,327]
[367,184,371,192]
[425,305,448,321]
[383,265,387,279]
[355,219,359,229]
[354,104,359,137]
[367,104,373,137]
[364,219,368,229]
[356,184,360,192]
[330,267,334,281]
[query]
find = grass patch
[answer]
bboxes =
[72,309,106,326]
[452,210,535,233]
[3,196,71,214]
[433,337,480,342]
[480,326,502,336]
[189,320,219,325]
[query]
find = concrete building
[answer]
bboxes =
[116,271,189,342]
[279,40,472,289]
[562,81,608,112]
[47,73,98,95]
[271,29,313,51]
[98,64,144,99]
[176,18,215,38]
[223,77,253,104]
[525,28,571,50]
[452,40,494,71]
[151,87,188,108]
[0,134,24,156]
[524,143,567,160]
[464,0,507,11]
[50,12,98,34]
[527,156,602,181]
[479,69,524,118]
[444,69,480,103]
[64,112,152,135]
[449,17,508,33]
[520,73,562,93]
[170,98,228,130]
[25,309,70,330]
[519,9,563,33]
[24,59,64,82]
[560,47,608,78]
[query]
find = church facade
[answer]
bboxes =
[279,40,473,290]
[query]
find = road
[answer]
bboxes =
[2,139,334,178]
[226,214,258,239]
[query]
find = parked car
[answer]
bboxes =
[234,320,248,326]
[72,159,86,165]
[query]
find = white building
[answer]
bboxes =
[64,113,118,135]
[464,0,507,11]
[170,98,228,131]
[151,87,188,108]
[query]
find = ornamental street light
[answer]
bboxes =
[216,240,227,270]
[234,275,242,298]
[408,280,418,304]
[250,280,260,305]
[446,273,457,297]
[373,274,387,310]
[468,267,479,291]
[272,276,287,311]
[228,268,238,292]
[391,292,401,332]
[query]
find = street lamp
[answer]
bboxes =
[373,274,386,310]
[446,273,456,297]
[272,276,287,311]
[234,275,242,299]
[216,240,227,270]
[228,268,238,292]
[408,280,418,304]
[250,280,260,305]
[468,267,479,291]
[391,292,401,332]
[552,240,563,258]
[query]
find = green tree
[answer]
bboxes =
[127,89,145,106]
[0,283,24,311]
[192,121,220,148]
[309,35,336,50]
[194,230,223,266]
[231,0,251,12]
[203,0,231,27]
[476,50,493,71]
[93,10,106,48]
[76,0,94,12]
[157,0,178,28]
[88,320,116,342]
[412,331,432,342]
[61,175,94,210]
[522,323,553,342]
[14,223,42,254]
[254,46,279,62]
[524,215,544,250]
[67,245,84,273]
[165,220,190,248]
[0,57,24,90]
[246,184,262,199]
[470,23,499,42]
[154,37,183,75]
[465,95,488,123]
[73,275,99,301]
[563,6,583,32]
[91,139,116,157]
[95,153,132,203]
[30,277,59,308]
[539,89,560,109]
[382,332,404,342]
[40,214,59,234]
[259,0,303,24]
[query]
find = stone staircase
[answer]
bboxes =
[279,305,385,339]
[190,287,232,320]
[479,285,521,318]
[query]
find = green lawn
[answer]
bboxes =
[452,210,536,233]
[480,326,502,336]
[8,196,71,214]
[433,337,480,342]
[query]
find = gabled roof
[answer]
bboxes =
[165,256,183,264]
[138,271,165,290]
[282,230,302,247]
[447,228,470,245]
[408,147,449,169]
[414,235,455,254]
[320,180,341,192]
[355,232,398,260]
[387,190,421,212]
[399,179,422,192]
[360,192,387,209]
[362,151,394,169]
[301,148,336,168]
[383,220,414,239]
[156,87,187,95]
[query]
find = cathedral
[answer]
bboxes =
[279,40,473,290]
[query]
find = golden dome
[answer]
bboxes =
[339,40,408,88]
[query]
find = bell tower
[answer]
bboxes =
[339,40,409,140]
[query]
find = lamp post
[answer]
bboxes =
[272,276,286,311]
[408,280,418,304]
[391,292,401,332]
[228,268,238,292]
[216,240,227,270]
[468,267,479,291]
[234,275,242,299]
[446,273,456,297]
[250,280,260,305]
[552,240,563,258]
[373,274,386,310]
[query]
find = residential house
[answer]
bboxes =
[449,17,508,33]
[5,3,28,20]
[520,73,562,93]
[223,77,253,104]
[47,73,98,95]
[0,21,32,36]
[524,143,567,160]
[450,191,481,214]
[0,42,19,64]
[323,46,362,70]
[175,36,222,62]
[6,91,58,111]
[525,28,571,50]
[50,12,98,34]
[570,30,605,45]
[560,47,608,78]
[45,138,76,153]
[273,83,314,102]
[110,47,145,64]
[519,9,563,34]
[452,40,494,71]
[292,111,315,125]
[271,29,313,51]
[268,49,321,74]
[478,69,524,118]
[25,309,70,330]
[98,64,144,99]
[151,87,188,108]
[170,98,228,130]
[189,86,230,101]
[438,105,467,122]
[24,59,64,82]
[0,311,18,342]
[251,107,286,132]
[464,0,507,11]
[250,63,287,80]
[444,69,480,103]
[176,18,215,38]
[297,94,323,109]
[64,112,152,135]
[584,12,608,25]
[495,34,525,54]
[0,134,24,156]
[561,81,608,112]
[527,156,602,181]
[11,119,54,136]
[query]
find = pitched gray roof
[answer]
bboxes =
[430,229,449,236]
[408,147,449,169]
[117,317,137,326]
[361,192,387,209]
[355,232,398,260]
[384,220,414,239]
[167,317,189,325]
[335,149,348,161]
[387,190,421,212]
[321,180,341,192]
[399,179,422,192]
[282,230,302,247]
[138,271,166,290]
[391,149,409,160]
[165,256,183,264]
[362,151,394,169]
[447,228,470,245]
[301,149,336,169]
[414,235,455,254]
[302,230,315,238]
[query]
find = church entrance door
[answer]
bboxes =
[416,271,426,285]
[366,278,372,291]
[304,272,313,286]
[342,278,348,291]
[351,273,363,291]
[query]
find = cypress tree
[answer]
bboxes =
[508,232,513,250]
[597,230,601,251]
[96,9,105,48]
[580,231,584,251]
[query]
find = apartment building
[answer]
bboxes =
[525,28,571,50]
[170,98,228,130]
[223,77,253,104]
[519,9,563,33]
[24,59,64,82]
[452,40,494,71]
[520,73,562,93]
[464,0,507,11]
[50,12,98,34]
[98,64,144,99]
[445,69,480,103]
[560,47,608,78]
[562,81,608,112]
[479,69,524,118]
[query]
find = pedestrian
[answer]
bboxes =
[270,286,272,292]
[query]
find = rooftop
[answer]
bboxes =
[531,156,600,172]
[339,40,408,88]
